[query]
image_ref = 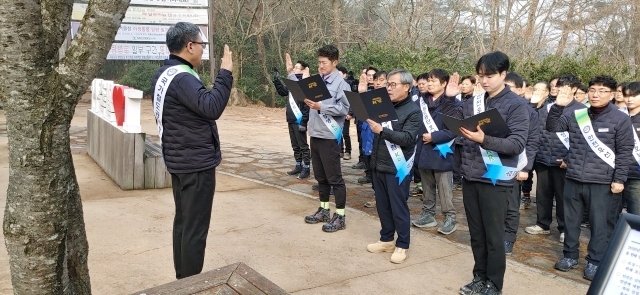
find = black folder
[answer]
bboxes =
[344,88,398,123]
[441,108,511,138]
[282,74,332,102]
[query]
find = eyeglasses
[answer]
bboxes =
[588,89,612,95]
[190,41,207,49]
[386,82,408,89]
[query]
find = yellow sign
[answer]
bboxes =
[478,118,491,126]
[372,97,382,104]
[308,82,318,89]
[378,114,389,118]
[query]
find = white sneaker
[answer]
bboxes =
[367,241,395,253]
[525,225,551,235]
[559,232,565,243]
[390,247,407,264]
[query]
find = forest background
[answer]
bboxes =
[99,0,640,107]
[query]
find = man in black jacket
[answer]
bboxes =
[525,75,586,245]
[365,69,422,264]
[151,22,233,279]
[450,52,530,295]
[622,82,640,216]
[547,75,634,281]
[272,60,311,179]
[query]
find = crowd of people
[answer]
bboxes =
[272,46,638,295]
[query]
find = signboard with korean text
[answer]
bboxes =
[130,0,208,7]
[72,3,208,24]
[71,22,208,43]
[107,43,210,60]
[588,213,640,295]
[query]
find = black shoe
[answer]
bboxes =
[554,257,579,272]
[287,165,302,175]
[312,184,319,191]
[330,187,334,195]
[459,275,485,295]
[581,222,590,228]
[583,262,598,281]
[358,176,372,184]
[523,196,532,209]
[480,280,501,295]
[297,167,310,179]
[351,162,366,169]
[504,240,514,255]
[304,207,330,224]
[322,213,345,232]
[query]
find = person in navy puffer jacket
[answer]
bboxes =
[150,22,233,279]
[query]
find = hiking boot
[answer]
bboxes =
[453,183,462,191]
[480,280,501,295]
[287,164,302,175]
[412,211,437,228]
[352,161,366,169]
[504,240,514,255]
[390,247,407,264]
[366,240,395,253]
[343,152,351,160]
[411,185,423,197]
[304,207,330,224]
[438,216,457,235]
[525,225,551,235]
[358,175,372,184]
[322,213,345,232]
[297,167,310,179]
[312,184,319,191]
[581,222,590,228]
[523,196,532,209]
[584,262,598,281]
[559,232,565,243]
[459,275,485,295]
[554,257,579,272]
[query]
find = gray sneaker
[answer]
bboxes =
[412,211,437,228]
[438,216,457,235]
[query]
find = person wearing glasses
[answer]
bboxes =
[547,75,634,281]
[365,69,422,264]
[151,22,233,279]
[615,82,629,114]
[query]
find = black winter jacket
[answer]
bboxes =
[414,93,459,171]
[547,104,634,184]
[522,99,541,172]
[536,100,586,167]
[454,86,530,186]
[150,56,233,173]
[371,96,423,175]
[628,113,640,180]
[272,77,310,127]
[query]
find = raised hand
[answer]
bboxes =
[285,53,293,74]
[358,73,368,93]
[524,87,533,100]
[220,44,233,72]
[302,66,310,79]
[555,85,572,106]
[445,72,461,97]
[530,88,544,104]
[472,79,484,96]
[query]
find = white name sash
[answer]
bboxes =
[153,64,198,143]
[632,124,640,169]
[574,108,615,168]
[381,121,416,185]
[547,103,570,150]
[288,93,303,125]
[320,112,343,144]
[473,93,527,184]
[419,97,454,158]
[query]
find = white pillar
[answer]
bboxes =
[123,88,143,133]
[91,79,103,112]
[101,80,114,118]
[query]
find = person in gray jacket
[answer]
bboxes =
[286,45,351,232]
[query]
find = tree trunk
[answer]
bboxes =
[332,0,342,50]
[489,0,500,51]
[633,0,640,78]
[252,1,276,107]
[0,0,129,294]
[556,0,575,55]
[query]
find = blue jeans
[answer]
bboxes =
[621,179,640,215]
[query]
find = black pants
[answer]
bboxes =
[356,120,364,162]
[364,155,372,178]
[504,181,521,243]
[372,170,411,249]
[521,170,534,193]
[535,164,566,232]
[340,119,352,153]
[171,168,216,279]
[287,123,310,164]
[453,143,463,184]
[463,179,510,291]
[563,179,621,265]
[311,137,347,208]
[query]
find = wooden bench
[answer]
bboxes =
[130,262,289,295]
[87,110,171,190]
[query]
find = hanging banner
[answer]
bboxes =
[72,3,208,24]
[130,0,208,7]
[70,22,208,42]
[107,43,210,60]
